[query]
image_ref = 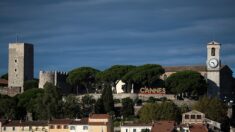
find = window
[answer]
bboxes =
[57,125,61,129]
[29,126,32,130]
[70,126,75,130]
[211,48,215,56]
[15,69,17,72]
[3,127,6,131]
[191,115,195,119]
[15,59,17,63]
[63,125,68,129]
[50,125,54,129]
[185,115,189,119]
[12,127,15,131]
[83,126,88,130]
[133,129,136,132]
[126,129,128,132]
[197,115,202,119]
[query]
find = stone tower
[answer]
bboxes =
[206,41,221,97]
[8,43,34,93]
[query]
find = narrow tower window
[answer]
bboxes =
[211,48,215,56]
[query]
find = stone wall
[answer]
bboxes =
[8,43,34,93]
[76,93,175,101]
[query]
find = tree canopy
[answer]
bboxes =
[67,67,100,93]
[0,73,8,80]
[193,96,227,123]
[122,64,165,92]
[121,97,134,118]
[96,65,136,84]
[138,101,181,123]
[101,85,114,114]
[165,70,207,97]
[24,79,39,91]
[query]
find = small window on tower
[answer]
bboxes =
[15,59,17,63]
[15,69,17,72]
[211,48,215,56]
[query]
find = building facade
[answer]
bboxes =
[182,110,205,124]
[160,41,235,99]
[8,43,34,93]
[120,123,152,132]
[88,114,112,132]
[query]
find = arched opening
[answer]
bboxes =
[211,48,215,56]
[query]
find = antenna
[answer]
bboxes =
[16,34,19,43]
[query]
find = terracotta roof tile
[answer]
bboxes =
[70,118,88,125]
[49,119,72,124]
[151,121,175,132]
[189,124,208,132]
[3,121,48,126]
[163,65,207,72]
[89,114,110,119]
[0,79,8,85]
[122,123,152,127]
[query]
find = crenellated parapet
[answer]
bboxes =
[38,70,68,89]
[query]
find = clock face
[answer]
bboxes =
[209,58,219,68]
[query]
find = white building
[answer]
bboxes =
[69,118,88,132]
[120,123,152,132]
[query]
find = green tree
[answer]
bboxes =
[0,96,16,119]
[96,65,136,90]
[24,79,39,91]
[121,97,134,118]
[122,64,165,92]
[62,94,81,118]
[165,70,207,97]
[17,88,44,119]
[0,73,8,80]
[138,103,159,123]
[81,95,96,116]
[101,85,114,113]
[34,82,61,120]
[94,98,105,114]
[193,96,227,123]
[138,101,181,123]
[67,67,100,93]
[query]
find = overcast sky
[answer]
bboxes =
[0,0,235,77]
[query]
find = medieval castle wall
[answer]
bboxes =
[38,71,68,89]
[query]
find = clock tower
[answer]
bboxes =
[206,41,221,97]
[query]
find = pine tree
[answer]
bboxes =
[101,84,114,113]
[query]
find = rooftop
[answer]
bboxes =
[189,124,208,132]
[89,114,110,119]
[151,121,175,132]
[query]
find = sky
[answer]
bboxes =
[0,0,235,77]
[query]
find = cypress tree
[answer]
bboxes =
[101,84,114,113]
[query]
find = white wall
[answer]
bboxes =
[121,126,151,132]
[69,125,88,132]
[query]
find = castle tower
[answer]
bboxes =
[8,43,34,93]
[206,41,221,97]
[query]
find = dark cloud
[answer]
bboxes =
[0,0,235,77]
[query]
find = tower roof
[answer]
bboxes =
[208,41,220,45]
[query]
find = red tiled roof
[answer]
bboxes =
[70,118,88,125]
[122,123,152,127]
[163,65,226,72]
[163,66,207,72]
[151,121,175,132]
[3,121,48,126]
[49,119,72,124]
[88,122,108,125]
[0,79,8,85]
[89,114,110,119]
[189,124,208,132]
